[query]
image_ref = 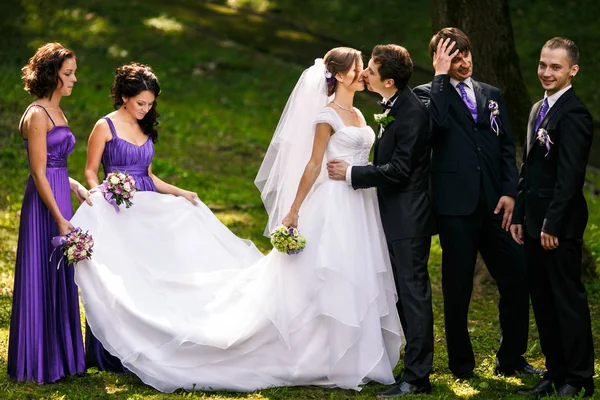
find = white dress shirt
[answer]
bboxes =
[545,84,572,110]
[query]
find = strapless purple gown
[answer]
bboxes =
[85,116,156,371]
[8,105,85,383]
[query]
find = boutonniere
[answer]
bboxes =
[488,100,502,135]
[536,128,554,158]
[374,111,395,139]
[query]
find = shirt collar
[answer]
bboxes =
[545,85,572,108]
[382,90,400,107]
[450,76,474,89]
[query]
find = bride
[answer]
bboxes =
[72,47,403,393]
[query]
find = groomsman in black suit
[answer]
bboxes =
[511,37,595,398]
[327,44,436,397]
[413,28,541,379]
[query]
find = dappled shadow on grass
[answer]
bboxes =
[0,296,12,330]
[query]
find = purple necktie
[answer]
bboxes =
[534,98,549,132]
[457,81,478,122]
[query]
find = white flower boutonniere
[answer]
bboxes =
[488,100,502,135]
[374,110,395,139]
[536,128,553,158]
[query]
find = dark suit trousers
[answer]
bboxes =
[388,237,433,384]
[437,195,529,377]
[524,235,594,388]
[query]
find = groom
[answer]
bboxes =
[328,44,436,397]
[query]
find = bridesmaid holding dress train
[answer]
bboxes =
[83,62,198,371]
[8,42,91,383]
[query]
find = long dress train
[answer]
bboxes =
[71,107,403,392]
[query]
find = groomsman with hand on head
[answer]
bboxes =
[512,37,595,398]
[413,27,542,380]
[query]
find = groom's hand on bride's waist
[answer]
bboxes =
[327,160,349,181]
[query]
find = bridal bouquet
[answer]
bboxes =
[51,227,94,268]
[98,171,136,212]
[269,225,307,255]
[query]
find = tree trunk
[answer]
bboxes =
[431,0,531,144]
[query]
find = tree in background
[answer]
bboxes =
[432,0,531,144]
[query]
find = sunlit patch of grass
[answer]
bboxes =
[144,14,185,33]
[226,0,271,13]
[205,2,240,15]
[0,0,598,398]
[107,44,129,59]
[214,210,255,227]
[447,379,480,397]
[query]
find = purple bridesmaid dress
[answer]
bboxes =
[8,105,86,383]
[85,116,156,371]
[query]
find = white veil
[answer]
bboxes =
[255,58,330,235]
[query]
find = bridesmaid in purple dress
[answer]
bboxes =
[8,43,91,383]
[83,62,199,371]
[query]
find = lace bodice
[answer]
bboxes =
[314,107,374,166]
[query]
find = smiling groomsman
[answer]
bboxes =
[511,37,595,398]
[413,27,541,380]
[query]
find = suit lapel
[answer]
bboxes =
[539,88,573,131]
[449,85,473,121]
[472,80,487,124]
[526,100,543,156]
[374,87,410,163]
[527,88,574,158]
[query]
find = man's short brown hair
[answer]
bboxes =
[428,27,471,59]
[543,37,579,65]
[371,44,413,90]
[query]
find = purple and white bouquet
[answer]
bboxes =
[269,225,307,255]
[51,227,94,268]
[98,171,136,212]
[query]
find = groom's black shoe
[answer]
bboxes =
[455,371,479,381]
[495,362,546,376]
[516,378,554,396]
[376,381,431,398]
[555,383,594,398]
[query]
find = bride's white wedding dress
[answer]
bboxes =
[72,107,403,393]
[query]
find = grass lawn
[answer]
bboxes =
[0,0,598,398]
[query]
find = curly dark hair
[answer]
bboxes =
[111,62,161,143]
[324,47,362,96]
[21,42,75,100]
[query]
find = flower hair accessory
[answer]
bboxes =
[536,128,553,158]
[325,70,336,86]
[488,100,502,135]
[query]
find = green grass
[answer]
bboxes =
[0,0,599,398]
[233,0,600,123]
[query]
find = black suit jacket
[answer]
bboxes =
[413,75,518,216]
[351,86,436,241]
[512,88,593,239]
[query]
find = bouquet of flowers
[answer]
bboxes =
[98,171,136,212]
[269,225,307,255]
[51,227,94,268]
